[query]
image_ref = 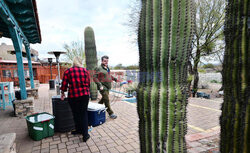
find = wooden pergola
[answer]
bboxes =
[0,0,41,100]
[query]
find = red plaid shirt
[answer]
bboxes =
[60,66,90,98]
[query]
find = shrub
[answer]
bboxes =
[203,63,215,69]
[198,68,206,73]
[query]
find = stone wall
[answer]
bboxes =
[13,97,34,117]
[15,88,39,100]
[111,70,222,90]
[199,73,222,83]
[111,70,139,82]
[198,73,222,88]
[27,88,39,99]
[25,80,40,88]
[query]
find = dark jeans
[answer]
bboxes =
[68,95,89,137]
[99,90,113,115]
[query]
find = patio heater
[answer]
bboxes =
[48,51,66,95]
[48,58,55,90]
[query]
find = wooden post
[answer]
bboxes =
[25,45,35,89]
[8,27,27,100]
[0,0,31,100]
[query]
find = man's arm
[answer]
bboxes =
[111,75,118,82]
[93,67,103,89]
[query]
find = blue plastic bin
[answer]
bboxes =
[88,102,106,127]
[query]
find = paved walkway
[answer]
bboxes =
[0,84,221,153]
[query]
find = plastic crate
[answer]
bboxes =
[25,112,55,141]
[88,110,106,127]
[88,102,106,127]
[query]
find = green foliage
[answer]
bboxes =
[210,80,218,83]
[188,75,194,83]
[194,0,225,53]
[125,82,138,92]
[126,65,139,70]
[84,26,98,100]
[191,0,226,96]
[220,1,249,153]
[61,63,72,68]
[113,64,124,70]
[84,26,98,70]
[137,0,195,152]
[210,80,221,84]
[112,63,139,70]
[198,68,206,73]
[63,41,85,67]
[203,63,215,69]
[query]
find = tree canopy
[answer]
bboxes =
[63,41,85,67]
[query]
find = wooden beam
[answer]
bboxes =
[8,27,27,100]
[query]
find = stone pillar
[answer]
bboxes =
[13,97,34,117]
[15,88,39,100]
[26,88,39,99]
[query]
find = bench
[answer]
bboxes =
[0,133,16,153]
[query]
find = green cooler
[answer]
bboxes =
[25,112,55,141]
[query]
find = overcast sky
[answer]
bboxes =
[0,0,139,66]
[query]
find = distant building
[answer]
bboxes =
[0,59,40,85]
[0,43,68,84]
[0,43,39,61]
[0,59,68,85]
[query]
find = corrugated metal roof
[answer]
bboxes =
[0,0,41,43]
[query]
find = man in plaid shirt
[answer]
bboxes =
[60,57,90,142]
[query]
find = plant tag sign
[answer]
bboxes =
[49,124,54,129]
[33,126,43,131]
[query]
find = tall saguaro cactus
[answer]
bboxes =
[220,1,249,153]
[137,0,195,152]
[84,26,98,100]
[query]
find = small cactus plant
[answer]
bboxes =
[84,26,98,100]
[220,1,249,153]
[137,0,195,152]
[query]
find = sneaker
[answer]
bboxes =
[88,126,93,132]
[83,134,90,142]
[109,114,117,119]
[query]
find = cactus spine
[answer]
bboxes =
[137,0,195,152]
[84,26,98,100]
[220,1,249,153]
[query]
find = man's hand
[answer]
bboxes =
[61,92,65,100]
[114,78,119,82]
[100,86,104,91]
